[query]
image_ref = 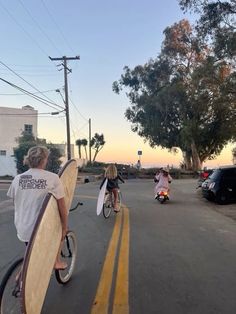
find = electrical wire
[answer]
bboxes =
[18,0,63,56]
[69,95,88,122]
[0,77,64,111]
[0,61,64,110]
[0,1,50,58]
[40,0,76,55]
[0,111,64,116]
[0,89,57,96]
[0,71,60,77]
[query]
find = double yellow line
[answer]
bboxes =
[91,206,130,314]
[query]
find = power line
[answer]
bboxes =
[18,0,63,56]
[68,95,89,122]
[5,64,56,68]
[0,89,57,96]
[77,121,89,133]
[0,77,64,111]
[0,1,49,58]
[0,61,64,110]
[0,111,64,116]
[67,79,89,122]
[41,0,76,55]
[0,71,60,77]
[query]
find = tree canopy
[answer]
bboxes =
[14,132,62,174]
[179,0,236,58]
[113,19,236,170]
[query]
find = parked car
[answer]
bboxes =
[197,169,214,188]
[202,166,236,204]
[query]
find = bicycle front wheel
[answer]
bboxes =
[102,194,112,219]
[0,258,24,314]
[55,231,77,284]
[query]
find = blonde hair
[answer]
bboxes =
[24,146,49,168]
[105,164,117,180]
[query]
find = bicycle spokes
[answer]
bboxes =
[0,258,23,313]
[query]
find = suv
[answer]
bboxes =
[202,166,236,204]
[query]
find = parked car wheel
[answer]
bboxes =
[215,190,228,205]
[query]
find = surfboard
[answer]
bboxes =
[20,159,78,314]
[96,178,108,216]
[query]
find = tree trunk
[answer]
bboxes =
[78,146,82,159]
[84,146,88,160]
[93,149,98,162]
[191,141,202,171]
[183,151,192,170]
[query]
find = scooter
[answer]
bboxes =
[155,191,169,204]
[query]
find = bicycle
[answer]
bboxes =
[102,189,122,219]
[0,201,82,314]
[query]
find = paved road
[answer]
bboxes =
[1,179,236,314]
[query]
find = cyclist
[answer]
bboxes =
[7,146,68,270]
[100,164,124,212]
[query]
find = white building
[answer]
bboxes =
[0,105,38,176]
[0,105,79,176]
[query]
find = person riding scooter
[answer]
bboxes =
[154,168,172,200]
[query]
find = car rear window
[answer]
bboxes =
[208,169,221,180]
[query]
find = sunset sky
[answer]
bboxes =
[0,0,234,168]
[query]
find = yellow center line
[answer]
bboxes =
[112,206,130,314]
[91,211,123,314]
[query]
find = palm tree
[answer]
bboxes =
[90,133,105,162]
[81,138,88,160]
[75,139,82,159]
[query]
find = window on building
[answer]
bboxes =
[24,124,33,134]
[0,150,6,156]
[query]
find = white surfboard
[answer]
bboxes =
[96,178,108,216]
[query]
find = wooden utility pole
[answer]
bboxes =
[49,55,80,160]
[89,118,92,164]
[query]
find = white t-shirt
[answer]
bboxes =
[7,168,65,242]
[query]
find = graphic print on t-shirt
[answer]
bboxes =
[19,175,48,190]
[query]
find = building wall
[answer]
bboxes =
[0,106,38,176]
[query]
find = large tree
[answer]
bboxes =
[179,0,236,58]
[113,19,236,170]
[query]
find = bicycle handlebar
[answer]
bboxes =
[69,201,83,212]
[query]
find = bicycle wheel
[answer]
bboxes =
[0,258,24,314]
[55,231,77,284]
[102,193,112,219]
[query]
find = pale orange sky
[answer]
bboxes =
[38,116,235,169]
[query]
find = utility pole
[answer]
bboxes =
[89,118,92,164]
[49,55,80,160]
